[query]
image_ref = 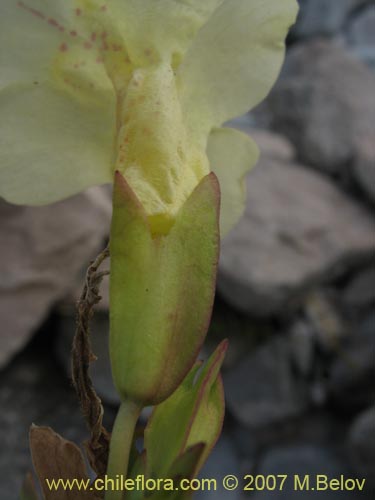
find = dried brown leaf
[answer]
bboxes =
[29,425,98,500]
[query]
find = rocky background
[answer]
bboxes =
[1,1,374,498]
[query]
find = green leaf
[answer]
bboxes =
[144,341,227,480]
[125,451,147,500]
[144,444,204,500]
[168,443,205,481]
[110,171,220,405]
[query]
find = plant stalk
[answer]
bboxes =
[105,399,142,500]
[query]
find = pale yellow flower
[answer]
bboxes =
[0,0,298,234]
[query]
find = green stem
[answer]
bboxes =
[105,399,142,500]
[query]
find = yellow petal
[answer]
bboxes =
[115,63,209,234]
[178,0,298,135]
[0,84,114,204]
[207,127,259,235]
[0,0,116,204]
[109,0,224,67]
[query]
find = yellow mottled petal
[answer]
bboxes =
[178,0,298,135]
[207,127,259,235]
[1,0,296,235]
[109,0,224,67]
[0,0,115,204]
[0,84,114,204]
[116,63,209,234]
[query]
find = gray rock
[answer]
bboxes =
[235,411,349,457]
[252,445,360,500]
[208,298,273,370]
[226,114,257,132]
[224,338,308,428]
[265,40,375,190]
[342,266,375,310]
[304,292,347,353]
[351,133,375,203]
[292,0,368,39]
[249,128,296,163]
[289,320,315,377]
[348,406,375,490]
[196,434,241,500]
[0,344,117,500]
[328,312,375,410]
[0,187,111,369]
[345,6,375,69]
[228,123,296,164]
[231,425,257,460]
[218,159,375,317]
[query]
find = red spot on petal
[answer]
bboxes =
[101,32,108,38]
[70,30,77,37]
[96,57,104,64]
[91,32,97,42]
[100,5,107,12]
[84,42,93,50]
[18,1,46,20]
[75,8,82,16]
[48,18,58,27]
[59,43,68,52]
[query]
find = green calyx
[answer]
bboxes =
[109,170,220,406]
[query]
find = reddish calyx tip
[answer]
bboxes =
[219,338,229,353]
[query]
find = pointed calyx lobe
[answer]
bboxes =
[110,171,220,405]
[144,341,228,480]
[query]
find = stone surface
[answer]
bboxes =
[0,187,111,369]
[248,128,296,163]
[224,338,308,428]
[0,329,116,500]
[288,320,315,377]
[351,134,375,203]
[196,434,241,500]
[252,445,364,500]
[292,0,369,39]
[327,312,375,411]
[342,266,375,311]
[218,158,375,317]
[228,119,296,163]
[304,291,347,354]
[345,6,375,69]
[348,406,375,490]
[264,40,375,190]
